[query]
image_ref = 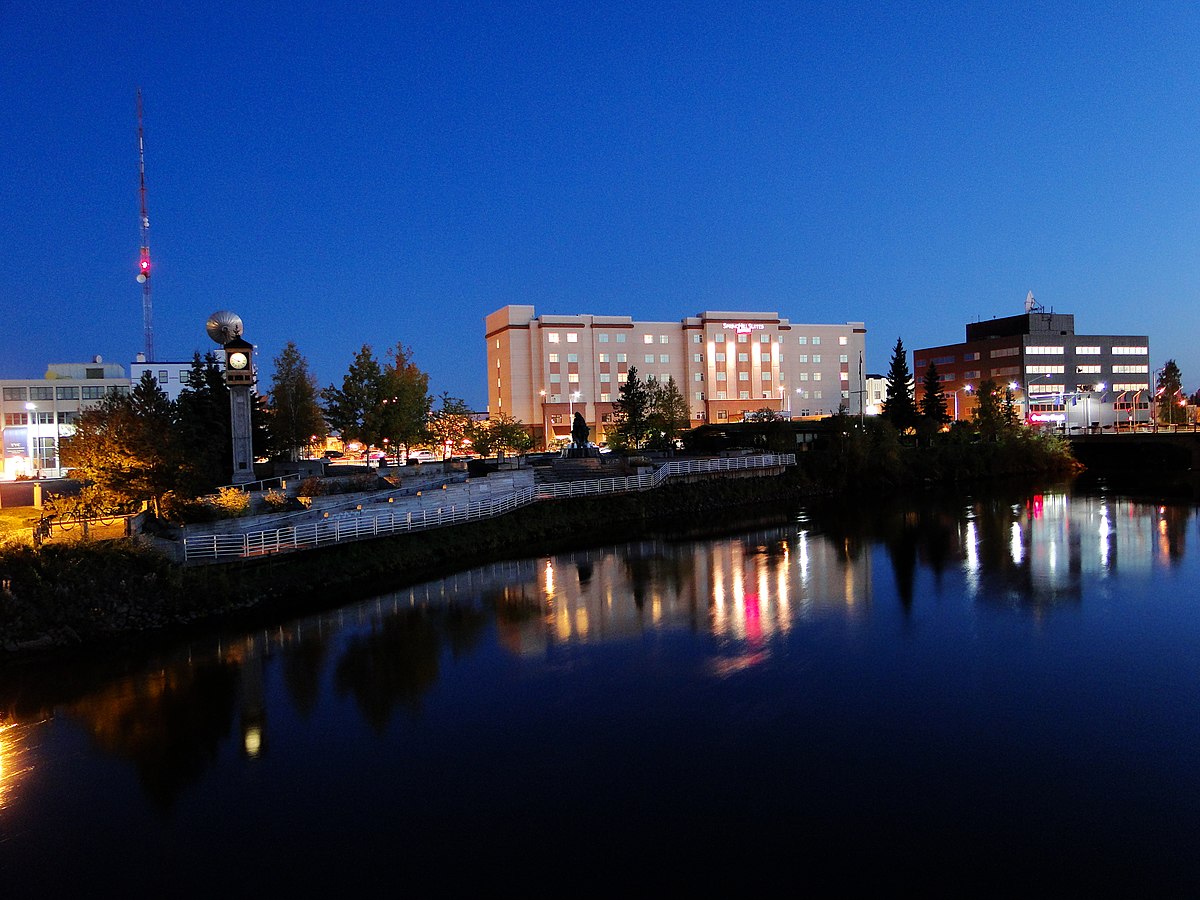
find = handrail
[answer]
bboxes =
[184,453,794,563]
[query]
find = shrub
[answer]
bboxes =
[296,477,328,497]
[210,487,251,517]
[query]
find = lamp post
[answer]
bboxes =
[24,402,38,478]
[538,389,548,450]
[951,385,972,421]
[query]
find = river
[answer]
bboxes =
[1,479,1198,894]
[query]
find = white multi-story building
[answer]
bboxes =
[1,357,130,479]
[129,352,220,403]
[486,305,867,447]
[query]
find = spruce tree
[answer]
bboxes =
[918,361,949,429]
[882,337,918,431]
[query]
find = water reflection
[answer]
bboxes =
[0,483,1195,816]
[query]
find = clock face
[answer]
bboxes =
[229,352,249,370]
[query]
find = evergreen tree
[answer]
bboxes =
[611,366,652,450]
[267,341,326,461]
[322,345,385,453]
[881,337,918,431]
[646,376,691,451]
[918,361,949,429]
[973,378,1006,440]
[174,351,232,494]
[1156,359,1186,424]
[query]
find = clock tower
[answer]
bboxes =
[205,310,257,485]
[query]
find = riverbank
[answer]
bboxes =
[0,430,1082,661]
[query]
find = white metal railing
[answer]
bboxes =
[184,453,794,563]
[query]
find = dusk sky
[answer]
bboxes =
[4,2,1200,410]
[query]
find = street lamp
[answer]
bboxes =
[951,385,972,421]
[24,402,39,478]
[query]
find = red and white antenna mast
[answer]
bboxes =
[136,88,154,361]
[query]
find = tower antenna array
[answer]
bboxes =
[136,88,154,361]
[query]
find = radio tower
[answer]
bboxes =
[136,88,154,361]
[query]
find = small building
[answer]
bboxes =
[1,357,130,479]
[913,293,1152,430]
[129,352,222,402]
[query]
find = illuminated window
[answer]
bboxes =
[739,391,749,399]
[644,334,654,344]
[694,373,703,381]
[813,372,822,381]
[693,353,702,363]
[567,332,578,343]
[797,336,807,345]
[1113,346,1147,355]
[1076,346,1100,355]
[548,353,559,363]
[600,393,610,402]
[568,373,580,383]
[812,337,821,345]
[812,354,821,363]
[1113,364,1148,374]
[547,333,560,344]
[617,373,628,383]
[4,413,28,426]
[599,353,609,363]
[839,355,848,363]
[760,334,770,343]
[598,333,609,343]
[1076,364,1101,374]
[797,354,808,363]
[692,334,702,343]
[1027,346,1064,355]
[839,336,848,345]
[660,335,668,344]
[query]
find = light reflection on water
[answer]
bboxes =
[2,483,1199,892]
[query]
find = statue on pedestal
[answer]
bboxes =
[571,411,589,448]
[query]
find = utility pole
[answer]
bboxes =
[136,88,154,361]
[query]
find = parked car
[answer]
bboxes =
[406,450,438,464]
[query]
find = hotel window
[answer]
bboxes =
[694,391,704,401]
[659,354,669,363]
[566,332,578,343]
[715,352,726,362]
[57,387,79,400]
[716,372,727,382]
[717,409,728,420]
[798,372,809,381]
[762,352,771,362]
[646,373,658,382]
[616,334,626,343]
[739,391,750,399]
[599,373,611,383]
[738,353,748,362]
[659,335,669,344]
[812,355,821,363]
[3,387,27,401]
[716,390,727,400]
[797,354,808,363]
[814,390,823,399]
[567,353,577,363]
[1113,346,1148,355]
[798,336,807,345]
[599,353,609,363]
[617,353,626,363]
[737,333,747,343]
[547,333,560,344]
[598,333,609,343]
[692,334,702,343]
[715,333,725,343]
[29,387,52,401]
[549,373,561,383]
[839,336,848,345]
[840,372,849,381]
[761,372,771,381]
[600,393,611,402]
[644,335,654,344]
[568,373,580,383]
[693,353,702,363]
[694,373,703,382]
[813,372,822,381]
[495,340,500,349]
[760,334,770,343]
[645,354,655,363]
[839,355,848,363]
[618,373,628,383]
[548,353,559,363]
[739,372,749,381]
[1076,346,1100,355]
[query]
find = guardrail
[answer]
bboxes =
[183,453,794,563]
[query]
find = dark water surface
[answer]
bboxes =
[2,482,1198,893]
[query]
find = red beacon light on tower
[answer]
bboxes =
[137,252,151,283]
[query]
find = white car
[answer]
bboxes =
[406,450,438,464]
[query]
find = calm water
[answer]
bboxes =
[2,482,1199,893]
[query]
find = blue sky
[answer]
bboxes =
[3,1,1199,410]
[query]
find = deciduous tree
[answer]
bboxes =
[267,341,326,461]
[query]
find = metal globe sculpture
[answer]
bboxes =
[205,310,244,346]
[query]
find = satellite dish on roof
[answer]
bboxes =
[206,310,244,345]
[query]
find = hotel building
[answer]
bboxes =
[913,295,1151,429]
[486,305,867,446]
